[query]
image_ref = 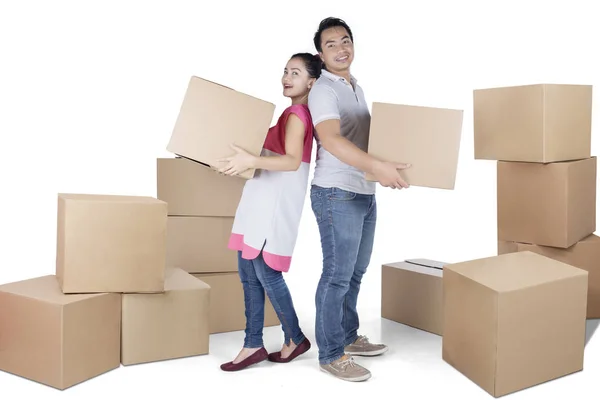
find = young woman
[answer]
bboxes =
[217,53,322,372]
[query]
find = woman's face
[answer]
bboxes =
[281,57,314,99]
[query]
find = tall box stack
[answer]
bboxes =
[474,83,599,320]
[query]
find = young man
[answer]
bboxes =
[308,17,410,382]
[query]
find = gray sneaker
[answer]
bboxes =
[344,335,388,357]
[320,355,371,382]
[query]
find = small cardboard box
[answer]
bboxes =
[166,76,275,180]
[443,251,588,398]
[497,157,596,248]
[381,258,446,336]
[121,268,210,366]
[56,193,168,294]
[157,157,245,217]
[366,102,464,190]
[499,235,600,319]
[0,275,121,390]
[193,272,279,334]
[166,216,237,273]
[474,83,592,162]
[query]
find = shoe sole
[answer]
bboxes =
[345,347,389,357]
[319,366,371,382]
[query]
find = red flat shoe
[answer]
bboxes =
[268,338,311,363]
[220,348,269,372]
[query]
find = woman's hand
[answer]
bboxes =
[217,143,257,176]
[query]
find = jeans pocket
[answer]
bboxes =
[328,187,357,201]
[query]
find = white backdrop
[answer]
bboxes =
[1,0,598,399]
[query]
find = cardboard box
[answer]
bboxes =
[443,251,588,398]
[499,235,600,319]
[497,157,596,248]
[474,84,592,162]
[0,275,121,390]
[366,102,464,190]
[193,272,279,334]
[56,193,168,294]
[381,259,445,335]
[166,76,275,180]
[157,157,245,217]
[167,216,237,273]
[121,268,210,366]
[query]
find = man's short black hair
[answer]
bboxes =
[313,17,354,53]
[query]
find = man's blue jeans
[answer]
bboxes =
[310,185,377,365]
[238,250,306,348]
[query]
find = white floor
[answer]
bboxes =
[1,304,598,400]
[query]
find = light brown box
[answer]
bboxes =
[56,193,168,294]
[167,216,237,273]
[497,157,596,248]
[366,102,464,190]
[381,259,445,336]
[166,76,275,180]
[474,84,592,162]
[157,157,245,217]
[121,268,210,366]
[443,251,588,398]
[193,272,279,334]
[498,235,600,319]
[0,275,121,390]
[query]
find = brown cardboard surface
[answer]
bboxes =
[166,76,275,180]
[0,275,121,390]
[192,272,279,334]
[443,252,588,397]
[166,216,237,274]
[497,157,596,248]
[121,268,210,366]
[56,193,167,294]
[157,157,245,217]
[381,259,445,335]
[366,102,464,190]
[499,235,600,319]
[474,84,592,162]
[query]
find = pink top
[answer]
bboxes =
[228,104,315,272]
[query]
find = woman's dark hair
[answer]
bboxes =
[290,52,322,79]
[313,17,354,53]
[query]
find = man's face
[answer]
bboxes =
[319,26,354,74]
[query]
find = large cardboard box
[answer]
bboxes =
[497,157,596,248]
[167,216,237,273]
[381,259,445,336]
[166,76,275,180]
[443,251,588,398]
[499,235,600,319]
[157,157,245,217]
[121,268,210,366]
[366,102,464,190]
[474,84,592,162]
[56,193,168,294]
[193,272,279,334]
[0,276,121,390]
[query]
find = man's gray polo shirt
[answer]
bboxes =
[307,69,376,195]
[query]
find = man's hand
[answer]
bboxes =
[371,160,411,189]
[216,143,257,176]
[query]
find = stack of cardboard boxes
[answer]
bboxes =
[0,193,211,390]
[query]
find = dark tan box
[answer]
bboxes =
[193,272,279,334]
[497,157,596,248]
[499,235,600,319]
[166,76,275,179]
[121,268,210,366]
[382,259,445,335]
[474,84,592,162]
[0,276,121,390]
[166,216,237,273]
[157,157,245,217]
[443,251,588,398]
[56,193,167,294]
